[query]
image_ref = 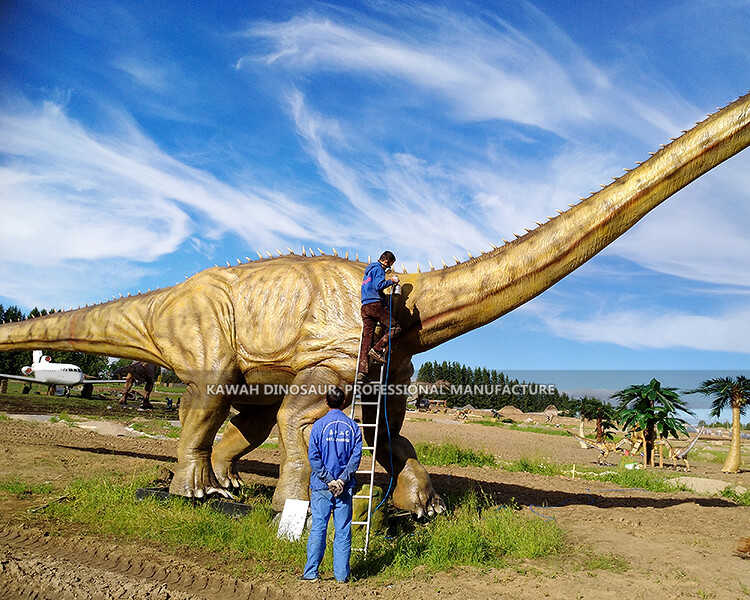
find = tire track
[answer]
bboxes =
[0,525,281,600]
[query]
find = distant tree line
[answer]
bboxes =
[415,360,579,413]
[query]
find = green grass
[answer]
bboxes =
[582,553,629,573]
[474,420,572,437]
[35,469,564,579]
[0,412,9,421]
[129,419,181,439]
[721,487,750,506]
[414,442,685,494]
[415,442,497,467]
[0,478,54,497]
[49,412,77,427]
[504,457,561,476]
[501,456,685,493]
[358,491,564,577]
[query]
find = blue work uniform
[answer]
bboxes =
[361,261,395,306]
[303,409,363,582]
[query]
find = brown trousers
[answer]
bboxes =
[358,301,402,375]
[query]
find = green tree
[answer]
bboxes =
[577,396,617,442]
[613,378,692,467]
[689,376,750,473]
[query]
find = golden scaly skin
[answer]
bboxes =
[1,91,749,516]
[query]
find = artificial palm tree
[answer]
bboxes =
[689,376,749,473]
[612,378,692,467]
[578,397,617,442]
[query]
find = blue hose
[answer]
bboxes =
[373,290,395,513]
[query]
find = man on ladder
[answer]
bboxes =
[357,250,401,384]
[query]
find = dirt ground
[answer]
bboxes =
[0,415,748,600]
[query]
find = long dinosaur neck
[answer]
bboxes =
[401,91,750,352]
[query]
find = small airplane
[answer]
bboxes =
[0,350,125,397]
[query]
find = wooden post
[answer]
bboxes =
[0,378,7,394]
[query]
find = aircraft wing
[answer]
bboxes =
[0,373,42,384]
[75,379,127,385]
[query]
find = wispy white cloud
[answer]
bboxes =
[242,8,697,142]
[241,4,750,289]
[524,301,750,354]
[0,97,344,306]
[0,98,337,266]
[112,55,169,92]
[287,90,492,267]
[0,260,154,310]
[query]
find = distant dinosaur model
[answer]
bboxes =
[113,361,159,409]
[571,433,628,465]
[1,92,749,518]
[624,428,669,467]
[624,427,704,470]
[669,427,705,471]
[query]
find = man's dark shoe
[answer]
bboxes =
[368,348,386,364]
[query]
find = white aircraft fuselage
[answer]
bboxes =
[21,350,84,386]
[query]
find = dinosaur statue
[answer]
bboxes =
[113,361,160,409]
[1,91,749,518]
[571,432,628,465]
[670,427,705,472]
[626,427,705,471]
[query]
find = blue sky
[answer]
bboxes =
[1,1,749,418]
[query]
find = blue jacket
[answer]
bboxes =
[308,409,363,491]
[361,262,395,305]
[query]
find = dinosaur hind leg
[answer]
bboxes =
[212,400,281,489]
[272,365,340,512]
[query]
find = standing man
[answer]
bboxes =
[302,387,363,583]
[357,250,401,382]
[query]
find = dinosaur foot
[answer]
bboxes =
[169,459,235,500]
[212,460,243,490]
[391,458,447,519]
[408,488,446,520]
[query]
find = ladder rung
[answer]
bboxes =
[356,469,375,474]
[358,423,377,427]
[362,446,376,451]
[353,494,371,499]
[356,401,380,405]
[351,521,369,526]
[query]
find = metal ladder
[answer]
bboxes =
[349,329,387,554]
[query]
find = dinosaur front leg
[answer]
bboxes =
[272,366,336,512]
[212,401,281,489]
[169,382,231,499]
[385,435,446,519]
[363,371,445,519]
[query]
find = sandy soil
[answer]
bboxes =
[0,417,748,600]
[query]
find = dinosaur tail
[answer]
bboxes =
[0,291,168,365]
